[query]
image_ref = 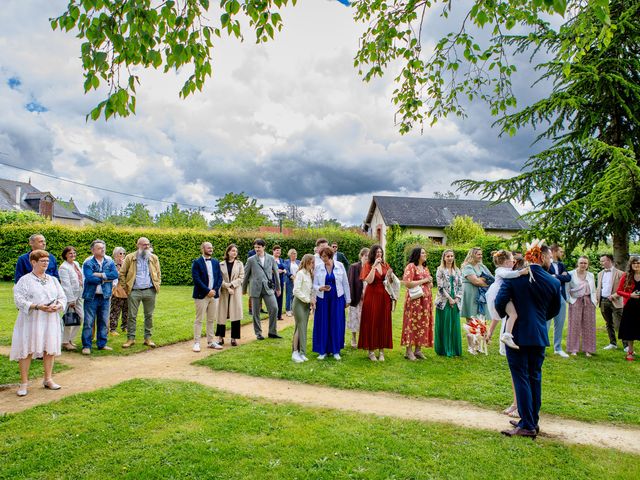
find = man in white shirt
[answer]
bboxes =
[596,254,626,350]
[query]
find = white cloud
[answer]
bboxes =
[0,0,545,225]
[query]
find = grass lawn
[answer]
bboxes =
[0,355,69,386]
[199,287,640,426]
[0,282,256,356]
[0,379,637,480]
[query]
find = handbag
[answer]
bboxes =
[62,306,81,326]
[408,285,424,300]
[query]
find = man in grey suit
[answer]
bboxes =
[243,238,282,340]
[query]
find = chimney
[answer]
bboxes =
[39,194,55,219]
[15,185,21,208]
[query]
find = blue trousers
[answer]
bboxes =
[285,276,294,311]
[506,346,545,431]
[547,298,566,352]
[82,294,110,349]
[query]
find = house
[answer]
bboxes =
[363,196,528,250]
[0,178,98,226]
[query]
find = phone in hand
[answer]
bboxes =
[45,299,56,306]
[324,285,331,291]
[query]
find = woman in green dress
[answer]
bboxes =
[460,247,491,354]
[434,250,463,356]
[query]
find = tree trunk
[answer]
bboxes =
[612,227,630,270]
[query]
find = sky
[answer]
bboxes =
[0,1,550,226]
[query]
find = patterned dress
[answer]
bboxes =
[401,263,434,347]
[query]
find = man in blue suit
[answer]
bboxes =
[495,242,561,438]
[81,239,119,354]
[191,242,223,352]
[14,234,59,282]
[546,244,571,357]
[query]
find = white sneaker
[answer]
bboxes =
[291,351,304,363]
[301,354,309,362]
[500,333,519,350]
[192,343,201,352]
[624,346,629,353]
[467,347,477,356]
[603,344,617,350]
[317,354,325,360]
[333,353,341,360]
[554,350,569,358]
[208,342,223,350]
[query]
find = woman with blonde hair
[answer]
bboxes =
[567,256,597,357]
[109,246,128,335]
[461,247,491,354]
[434,249,463,357]
[292,254,315,362]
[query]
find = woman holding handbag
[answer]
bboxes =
[401,247,434,360]
[434,250,463,357]
[58,246,84,351]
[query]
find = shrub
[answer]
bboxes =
[0,211,46,226]
[443,216,485,245]
[0,224,372,284]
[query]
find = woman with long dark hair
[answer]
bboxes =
[216,244,244,347]
[400,247,434,360]
[358,244,393,361]
[617,256,640,361]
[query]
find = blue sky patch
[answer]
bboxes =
[26,101,48,113]
[7,76,21,89]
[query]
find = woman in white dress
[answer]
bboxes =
[58,246,84,351]
[11,249,67,396]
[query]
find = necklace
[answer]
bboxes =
[31,272,48,285]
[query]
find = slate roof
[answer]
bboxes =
[0,178,82,221]
[364,196,528,231]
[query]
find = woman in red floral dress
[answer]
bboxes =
[358,244,394,361]
[401,247,434,360]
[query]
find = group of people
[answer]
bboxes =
[10,234,161,396]
[9,233,640,440]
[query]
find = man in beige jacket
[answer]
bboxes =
[119,237,161,348]
[596,254,625,351]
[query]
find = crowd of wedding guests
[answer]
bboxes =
[9,233,640,421]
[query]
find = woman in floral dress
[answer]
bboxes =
[401,247,434,360]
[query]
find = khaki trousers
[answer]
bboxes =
[194,296,218,344]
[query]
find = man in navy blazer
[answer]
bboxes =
[191,242,223,352]
[495,242,561,438]
[545,244,571,357]
[14,234,59,282]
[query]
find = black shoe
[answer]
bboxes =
[268,333,283,339]
[256,335,265,340]
[260,309,267,314]
[219,338,224,345]
[509,420,540,434]
[231,339,238,347]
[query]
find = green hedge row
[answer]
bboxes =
[0,224,373,285]
[385,228,510,276]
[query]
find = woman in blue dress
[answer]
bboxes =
[313,246,351,360]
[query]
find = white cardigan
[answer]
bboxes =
[313,260,351,304]
[59,260,84,302]
[293,269,313,304]
[567,270,597,306]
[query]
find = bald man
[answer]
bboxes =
[119,237,162,348]
[14,234,59,282]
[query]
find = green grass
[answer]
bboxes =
[0,282,256,356]
[199,287,640,426]
[0,379,637,480]
[0,355,69,386]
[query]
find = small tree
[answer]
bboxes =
[213,192,271,229]
[444,216,485,246]
[155,203,208,229]
[0,210,46,226]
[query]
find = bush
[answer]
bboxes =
[0,211,46,227]
[443,216,485,245]
[0,224,372,284]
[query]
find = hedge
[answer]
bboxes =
[385,229,511,277]
[0,224,373,285]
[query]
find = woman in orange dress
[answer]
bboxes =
[358,244,394,361]
[401,247,434,360]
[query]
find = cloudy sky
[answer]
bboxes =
[0,1,550,226]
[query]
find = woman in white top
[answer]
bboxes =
[567,256,597,356]
[58,246,84,351]
[291,254,315,363]
[11,249,66,396]
[312,246,351,360]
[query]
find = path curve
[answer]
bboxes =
[1,318,639,455]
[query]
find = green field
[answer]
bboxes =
[0,379,637,480]
[199,289,640,426]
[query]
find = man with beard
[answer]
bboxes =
[120,237,162,348]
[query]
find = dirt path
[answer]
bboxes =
[1,318,639,455]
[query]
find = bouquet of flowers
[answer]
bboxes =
[464,317,488,355]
